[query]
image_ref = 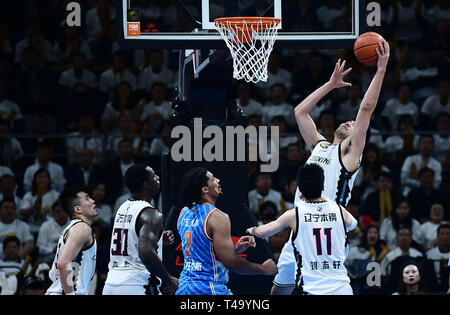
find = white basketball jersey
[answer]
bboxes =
[105,199,155,286]
[46,219,97,295]
[292,198,350,295]
[295,140,360,206]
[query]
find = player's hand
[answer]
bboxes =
[262,259,278,275]
[328,59,352,89]
[163,230,175,245]
[376,40,389,72]
[246,226,258,238]
[235,235,256,254]
[161,276,179,295]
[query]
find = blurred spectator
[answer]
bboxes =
[262,83,295,128]
[417,204,447,251]
[12,46,58,114]
[0,80,24,132]
[0,174,21,213]
[271,116,300,151]
[235,82,263,118]
[99,51,136,100]
[90,182,112,228]
[256,51,293,100]
[425,224,450,292]
[420,79,450,128]
[0,199,34,259]
[58,52,98,92]
[273,143,304,195]
[85,0,116,40]
[0,165,13,178]
[0,119,24,167]
[293,51,330,102]
[315,0,347,31]
[407,167,448,223]
[66,113,104,166]
[400,135,442,196]
[36,200,69,265]
[316,110,337,144]
[23,140,66,193]
[380,227,423,278]
[20,275,47,295]
[428,112,450,166]
[361,172,403,227]
[66,148,106,187]
[399,48,439,104]
[105,138,140,204]
[381,83,419,130]
[0,236,32,277]
[354,143,390,198]
[14,21,55,64]
[382,114,415,154]
[149,119,170,156]
[392,262,429,295]
[53,25,93,68]
[137,50,175,93]
[257,200,278,225]
[336,82,362,123]
[388,0,426,43]
[248,172,285,218]
[139,82,172,134]
[346,225,390,294]
[283,178,297,210]
[379,199,421,250]
[101,82,139,133]
[107,113,149,156]
[19,168,60,236]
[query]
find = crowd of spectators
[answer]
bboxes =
[0,0,448,295]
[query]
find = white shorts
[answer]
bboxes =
[306,284,353,295]
[102,284,146,295]
[273,240,296,287]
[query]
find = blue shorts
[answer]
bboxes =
[175,280,233,295]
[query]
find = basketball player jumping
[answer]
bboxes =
[46,187,98,295]
[271,40,390,294]
[103,163,179,295]
[175,167,278,295]
[247,164,358,295]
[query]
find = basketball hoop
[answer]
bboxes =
[214,17,281,83]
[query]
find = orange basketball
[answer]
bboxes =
[354,32,385,66]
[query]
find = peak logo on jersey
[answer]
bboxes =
[317,207,323,212]
[320,143,329,149]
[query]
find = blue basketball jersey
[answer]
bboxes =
[177,203,229,285]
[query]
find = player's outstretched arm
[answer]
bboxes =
[247,209,296,239]
[209,211,278,276]
[57,223,92,294]
[294,59,351,149]
[346,41,389,163]
[138,209,178,294]
[340,206,358,232]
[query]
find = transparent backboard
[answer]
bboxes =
[119,0,367,49]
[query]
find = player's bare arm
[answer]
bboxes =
[137,208,179,294]
[57,223,92,294]
[340,205,358,232]
[246,209,296,239]
[341,41,390,172]
[208,210,277,276]
[294,59,352,149]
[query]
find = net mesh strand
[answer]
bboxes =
[215,19,280,83]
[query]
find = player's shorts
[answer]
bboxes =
[273,240,296,287]
[102,283,161,295]
[305,283,353,295]
[175,280,232,295]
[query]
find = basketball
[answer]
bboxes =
[354,32,385,66]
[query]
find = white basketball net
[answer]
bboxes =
[214,18,280,83]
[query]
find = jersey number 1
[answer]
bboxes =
[112,228,129,256]
[312,228,332,256]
